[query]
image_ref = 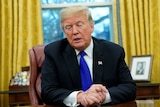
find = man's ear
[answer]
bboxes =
[90,23,94,32]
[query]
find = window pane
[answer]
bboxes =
[42,6,112,44]
[90,7,111,41]
[41,0,111,4]
[42,9,63,43]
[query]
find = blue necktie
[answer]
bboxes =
[80,51,92,91]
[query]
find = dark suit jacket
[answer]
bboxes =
[41,37,136,105]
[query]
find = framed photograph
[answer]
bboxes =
[130,55,153,81]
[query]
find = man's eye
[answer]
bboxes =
[77,22,83,26]
[65,25,72,30]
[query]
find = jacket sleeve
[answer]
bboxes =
[108,47,136,104]
[41,46,72,105]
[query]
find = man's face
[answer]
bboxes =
[63,13,94,51]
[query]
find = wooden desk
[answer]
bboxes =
[18,101,137,107]
[136,83,160,99]
[16,100,158,107]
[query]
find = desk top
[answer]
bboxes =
[20,100,156,107]
[19,101,137,107]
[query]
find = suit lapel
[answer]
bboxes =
[63,45,81,89]
[93,39,104,83]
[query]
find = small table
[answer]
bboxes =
[0,85,30,107]
[9,85,30,107]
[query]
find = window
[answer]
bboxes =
[41,0,113,44]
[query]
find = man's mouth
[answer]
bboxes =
[74,38,82,42]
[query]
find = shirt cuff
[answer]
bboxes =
[103,92,112,104]
[63,91,80,107]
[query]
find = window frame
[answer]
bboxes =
[41,1,114,42]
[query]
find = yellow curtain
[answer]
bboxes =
[113,0,119,44]
[0,0,43,106]
[119,0,160,83]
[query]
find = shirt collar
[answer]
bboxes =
[75,39,93,58]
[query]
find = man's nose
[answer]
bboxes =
[72,25,79,34]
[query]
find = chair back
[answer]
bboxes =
[28,44,45,105]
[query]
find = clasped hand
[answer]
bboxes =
[77,84,107,107]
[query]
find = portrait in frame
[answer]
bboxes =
[130,55,153,82]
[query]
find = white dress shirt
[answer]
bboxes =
[63,39,111,106]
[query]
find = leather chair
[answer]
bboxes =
[28,44,45,105]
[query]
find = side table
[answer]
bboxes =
[136,83,160,99]
[9,85,30,107]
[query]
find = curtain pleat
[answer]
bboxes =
[0,0,43,106]
[144,0,150,54]
[118,0,129,62]
[149,0,160,82]
[113,0,118,43]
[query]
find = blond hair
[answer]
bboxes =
[60,6,94,29]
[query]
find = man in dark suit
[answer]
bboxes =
[41,6,136,107]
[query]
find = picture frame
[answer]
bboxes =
[130,55,153,81]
